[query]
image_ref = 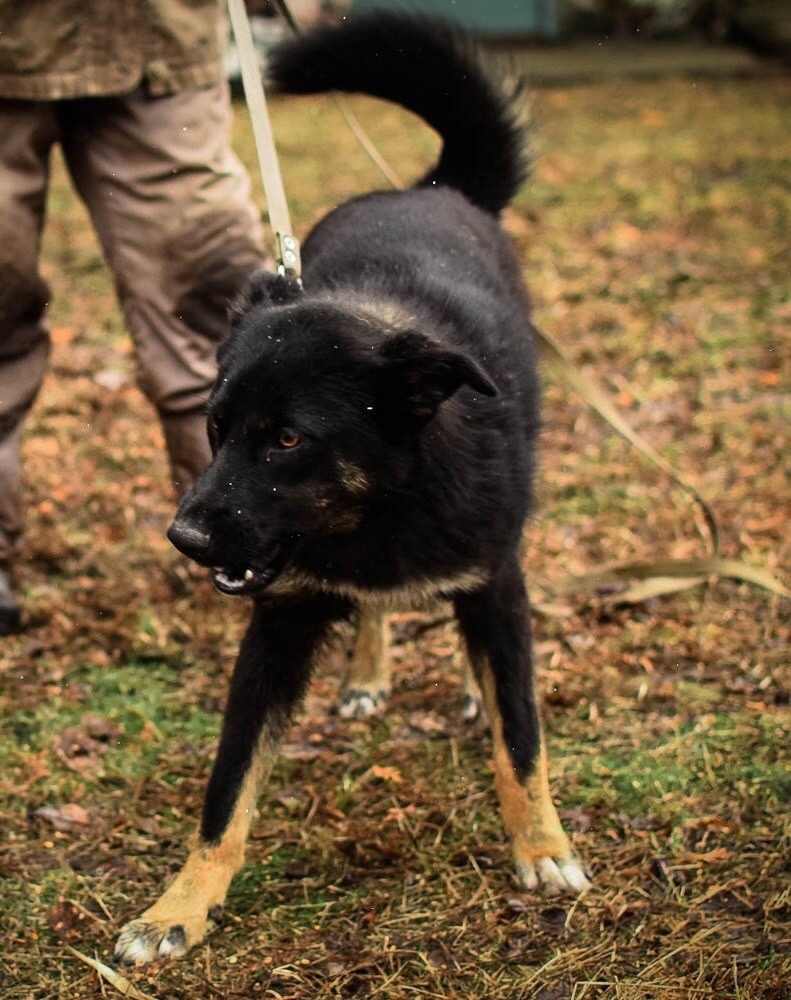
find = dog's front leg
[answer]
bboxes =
[114,594,346,966]
[454,561,591,896]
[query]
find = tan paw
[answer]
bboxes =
[338,686,388,719]
[114,905,222,966]
[515,855,592,896]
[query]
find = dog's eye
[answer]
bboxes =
[276,428,301,450]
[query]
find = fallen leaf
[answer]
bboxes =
[94,368,130,391]
[53,714,123,775]
[50,326,76,345]
[81,713,124,742]
[370,765,403,784]
[682,847,731,863]
[34,803,91,833]
[47,898,89,941]
[642,108,666,126]
[405,711,448,735]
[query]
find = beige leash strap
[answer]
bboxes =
[226,0,301,279]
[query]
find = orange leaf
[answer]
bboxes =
[50,326,76,345]
[34,437,60,457]
[616,389,635,407]
[642,109,666,127]
[615,222,642,246]
[684,847,731,864]
[371,765,403,784]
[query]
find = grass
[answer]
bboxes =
[0,46,789,1000]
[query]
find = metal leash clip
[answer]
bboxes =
[275,232,301,279]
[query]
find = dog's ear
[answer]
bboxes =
[230,269,303,323]
[378,331,497,422]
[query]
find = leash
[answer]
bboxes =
[226,0,301,279]
[227,0,401,281]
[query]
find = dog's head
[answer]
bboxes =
[168,271,496,596]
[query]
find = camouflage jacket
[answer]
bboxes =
[0,0,226,99]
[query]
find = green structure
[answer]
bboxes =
[351,0,559,38]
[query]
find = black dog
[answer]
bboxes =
[115,12,590,965]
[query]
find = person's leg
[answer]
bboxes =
[60,84,266,496]
[0,99,58,632]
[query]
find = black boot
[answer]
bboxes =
[0,566,21,635]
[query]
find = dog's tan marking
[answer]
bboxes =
[271,567,489,611]
[477,661,591,895]
[339,608,391,718]
[309,480,364,534]
[336,458,369,496]
[114,730,280,965]
[321,290,415,332]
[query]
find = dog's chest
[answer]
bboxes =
[269,567,488,611]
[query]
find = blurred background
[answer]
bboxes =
[227,0,791,74]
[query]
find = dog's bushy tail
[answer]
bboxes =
[266,12,528,215]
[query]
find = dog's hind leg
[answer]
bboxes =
[114,594,347,966]
[453,561,591,896]
[338,607,392,719]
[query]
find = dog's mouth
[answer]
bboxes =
[211,544,288,596]
[212,565,277,596]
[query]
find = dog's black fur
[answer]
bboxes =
[179,13,539,802]
[115,12,587,966]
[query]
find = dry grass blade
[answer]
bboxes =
[534,322,720,556]
[600,574,706,604]
[568,557,791,600]
[333,95,404,189]
[64,946,156,1000]
[270,0,404,190]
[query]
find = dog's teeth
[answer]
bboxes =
[244,569,254,581]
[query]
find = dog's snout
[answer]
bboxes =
[168,519,212,561]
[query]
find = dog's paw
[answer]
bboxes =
[515,855,591,896]
[460,692,484,723]
[114,906,222,966]
[338,686,388,719]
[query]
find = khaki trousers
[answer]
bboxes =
[0,83,266,562]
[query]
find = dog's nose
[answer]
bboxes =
[167,519,212,561]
